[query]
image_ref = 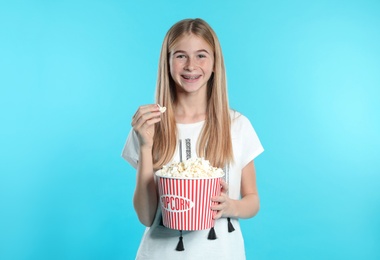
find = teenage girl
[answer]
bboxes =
[122,18,264,259]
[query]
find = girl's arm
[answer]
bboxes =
[131,104,162,226]
[212,160,260,219]
[133,147,158,226]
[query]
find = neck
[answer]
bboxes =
[174,96,207,124]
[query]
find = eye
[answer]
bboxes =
[176,54,186,59]
[198,54,207,58]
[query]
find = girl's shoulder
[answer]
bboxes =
[229,109,257,133]
[230,109,249,124]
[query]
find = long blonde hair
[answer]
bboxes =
[153,18,233,169]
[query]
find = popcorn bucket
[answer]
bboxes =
[156,175,223,231]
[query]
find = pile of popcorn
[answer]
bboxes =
[156,157,224,178]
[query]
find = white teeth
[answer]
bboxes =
[183,75,199,80]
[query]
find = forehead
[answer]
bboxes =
[170,34,213,53]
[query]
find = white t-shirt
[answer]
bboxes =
[122,110,264,260]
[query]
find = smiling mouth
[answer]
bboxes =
[182,75,201,80]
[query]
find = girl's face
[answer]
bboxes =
[169,34,214,96]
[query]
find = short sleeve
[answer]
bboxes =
[121,129,140,169]
[231,112,264,168]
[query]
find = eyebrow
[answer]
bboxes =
[172,49,211,55]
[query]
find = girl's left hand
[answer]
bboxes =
[211,180,236,219]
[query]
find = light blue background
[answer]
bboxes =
[1,1,379,259]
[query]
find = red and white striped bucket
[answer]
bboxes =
[156,176,223,231]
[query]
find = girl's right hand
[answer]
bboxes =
[131,104,162,149]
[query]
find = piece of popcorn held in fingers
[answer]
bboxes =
[157,104,166,113]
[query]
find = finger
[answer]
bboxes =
[132,104,150,118]
[213,211,223,220]
[211,203,224,211]
[132,104,160,120]
[132,110,161,129]
[144,116,162,127]
[133,115,162,131]
[220,180,229,193]
[211,195,225,203]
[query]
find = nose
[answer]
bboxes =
[184,57,195,71]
